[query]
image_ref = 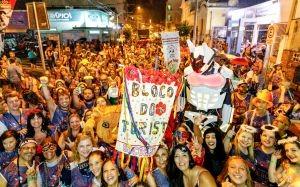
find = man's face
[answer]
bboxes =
[9,51,15,58]
[58,95,70,109]
[19,143,36,162]
[6,96,20,111]
[83,89,94,102]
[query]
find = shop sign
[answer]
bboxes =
[48,10,81,22]
[266,24,277,45]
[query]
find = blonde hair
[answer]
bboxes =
[233,128,254,161]
[72,133,95,162]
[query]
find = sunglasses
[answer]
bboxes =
[42,143,56,152]
[174,131,189,139]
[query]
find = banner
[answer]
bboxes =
[161,32,181,74]
[116,66,180,157]
[0,0,16,32]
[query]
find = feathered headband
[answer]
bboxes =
[278,136,299,145]
[240,124,257,134]
[261,125,278,132]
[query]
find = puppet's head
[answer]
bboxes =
[187,40,215,73]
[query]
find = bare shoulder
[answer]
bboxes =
[194,166,217,187]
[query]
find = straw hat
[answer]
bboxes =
[252,89,273,108]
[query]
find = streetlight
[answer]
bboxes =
[137,6,141,10]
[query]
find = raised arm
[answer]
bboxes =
[40,77,57,120]
[223,126,235,154]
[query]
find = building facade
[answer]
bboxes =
[166,0,182,31]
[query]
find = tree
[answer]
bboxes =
[177,21,193,39]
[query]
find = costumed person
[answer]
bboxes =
[183,40,234,133]
[88,150,105,187]
[0,138,38,186]
[267,64,285,91]
[37,137,70,187]
[224,125,256,171]
[243,89,274,141]
[271,81,293,107]
[58,113,82,152]
[0,90,28,138]
[67,133,94,186]
[245,59,263,96]
[272,114,293,139]
[0,130,19,170]
[253,125,279,186]
[269,136,300,186]
[172,122,204,166]
[231,80,252,130]
[83,103,121,147]
[73,85,96,113]
[217,156,254,187]
[166,144,217,187]
[202,127,227,178]
[147,144,170,187]
[26,110,55,147]
[101,159,130,187]
[107,80,120,105]
[40,76,72,132]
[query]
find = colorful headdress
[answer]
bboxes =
[240,124,257,134]
[278,136,299,145]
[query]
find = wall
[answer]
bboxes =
[206,7,229,35]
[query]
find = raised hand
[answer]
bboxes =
[25,161,36,177]
[226,126,236,139]
[65,138,75,149]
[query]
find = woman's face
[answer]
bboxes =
[69,116,81,131]
[237,131,253,148]
[42,143,57,162]
[261,130,276,148]
[285,143,300,164]
[205,132,217,150]
[96,97,107,107]
[228,158,248,185]
[30,115,43,128]
[3,136,17,152]
[174,148,190,172]
[77,138,93,159]
[154,148,168,169]
[175,127,188,145]
[103,161,119,185]
[89,154,103,178]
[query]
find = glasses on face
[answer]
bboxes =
[174,131,189,139]
[42,143,56,152]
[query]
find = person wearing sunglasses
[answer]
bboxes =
[36,137,70,187]
[173,124,204,166]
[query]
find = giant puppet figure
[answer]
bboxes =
[183,40,234,132]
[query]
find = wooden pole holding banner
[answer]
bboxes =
[32,2,46,70]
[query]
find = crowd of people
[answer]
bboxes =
[0,38,299,187]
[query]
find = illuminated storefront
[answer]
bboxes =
[226,0,283,55]
[43,9,114,42]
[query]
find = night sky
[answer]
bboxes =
[128,0,166,24]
